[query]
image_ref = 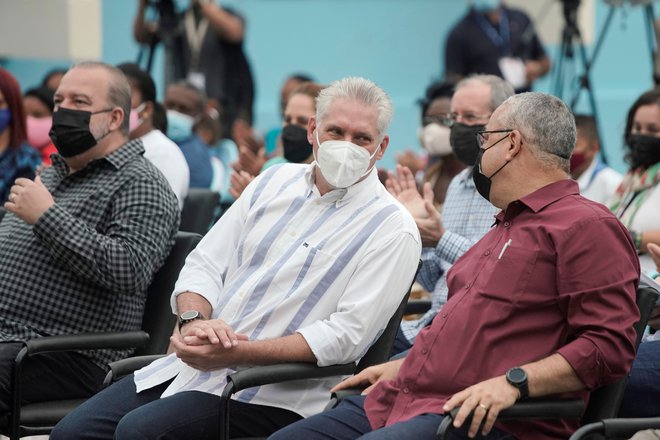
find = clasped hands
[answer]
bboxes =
[385,164,444,247]
[4,176,54,225]
[171,318,249,371]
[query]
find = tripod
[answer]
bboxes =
[136,0,180,90]
[552,0,659,165]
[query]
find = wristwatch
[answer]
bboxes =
[506,367,529,400]
[178,310,204,329]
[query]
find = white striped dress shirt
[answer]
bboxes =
[134,163,421,417]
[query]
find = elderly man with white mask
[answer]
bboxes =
[52,76,421,440]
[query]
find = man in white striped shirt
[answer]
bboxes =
[52,76,422,440]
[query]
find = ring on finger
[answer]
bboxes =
[478,403,490,411]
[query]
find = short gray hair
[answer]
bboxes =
[316,77,393,140]
[497,92,575,171]
[72,61,132,134]
[456,74,515,112]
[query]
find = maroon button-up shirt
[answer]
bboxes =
[365,180,640,440]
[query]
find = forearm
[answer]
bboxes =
[524,353,584,398]
[134,0,152,43]
[200,2,244,43]
[236,333,316,365]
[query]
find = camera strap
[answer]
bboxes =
[185,9,209,71]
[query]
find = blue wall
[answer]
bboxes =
[2,0,658,172]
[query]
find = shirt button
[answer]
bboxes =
[442,313,448,318]
[403,387,410,394]
[484,250,491,256]
[290,231,297,237]
[504,221,510,227]
[421,348,429,355]
[465,282,471,289]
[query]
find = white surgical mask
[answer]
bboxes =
[314,130,380,188]
[418,123,452,156]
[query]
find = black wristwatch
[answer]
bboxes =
[178,310,204,329]
[506,367,529,400]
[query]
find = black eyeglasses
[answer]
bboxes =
[422,114,453,127]
[476,129,514,148]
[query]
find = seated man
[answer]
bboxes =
[570,114,621,205]
[388,74,512,354]
[164,81,214,189]
[52,76,421,440]
[0,62,179,426]
[118,62,190,209]
[269,92,641,440]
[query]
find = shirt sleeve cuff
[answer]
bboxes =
[556,338,607,390]
[32,204,72,244]
[296,325,340,367]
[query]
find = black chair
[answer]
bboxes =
[5,231,202,440]
[437,282,660,440]
[180,188,220,235]
[570,417,660,440]
[219,261,423,440]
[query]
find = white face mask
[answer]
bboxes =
[314,129,380,188]
[418,123,452,156]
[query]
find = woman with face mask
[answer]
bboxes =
[0,68,42,205]
[229,82,324,199]
[23,86,58,166]
[417,81,466,209]
[609,88,660,272]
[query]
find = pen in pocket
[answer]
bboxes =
[498,239,512,260]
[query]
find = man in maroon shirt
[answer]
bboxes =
[267,92,641,440]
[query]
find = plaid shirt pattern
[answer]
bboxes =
[0,139,179,368]
[401,168,499,343]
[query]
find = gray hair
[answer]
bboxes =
[72,61,132,134]
[456,74,515,112]
[496,92,576,172]
[316,77,393,140]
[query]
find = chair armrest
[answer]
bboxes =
[324,387,365,411]
[20,331,149,357]
[404,299,432,315]
[225,362,356,397]
[568,417,660,440]
[437,398,585,440]
[104,354,166,387]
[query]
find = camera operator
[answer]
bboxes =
[134,0,254,139]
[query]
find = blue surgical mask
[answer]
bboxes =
[166,109,194,143]
[472,0,500,12]
[0,108,11,134]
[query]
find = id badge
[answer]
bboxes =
[498,57,527,89]
[187,71,206,91]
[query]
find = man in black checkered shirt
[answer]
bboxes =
[0,62,179,426]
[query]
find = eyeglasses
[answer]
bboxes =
[476,129,514,148]
[422,114,453,127]
[446,112,492,127]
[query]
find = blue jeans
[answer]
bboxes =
[620,340,660,417]
[267,396,516,440]
[51,374,302,440]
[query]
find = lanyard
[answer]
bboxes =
[184,9,209,71]
[474,10,511,56]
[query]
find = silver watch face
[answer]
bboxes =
[180,310,200,320]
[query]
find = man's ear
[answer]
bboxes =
[307,116,317,145]
[505,129,523,160]
[110,107,125,132]
[377,135,390,159]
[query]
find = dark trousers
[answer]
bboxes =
[51,374,303,440]
[268,395,516,440]
[0,342,105,430]
[620,340,660,417]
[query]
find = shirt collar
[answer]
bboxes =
[305,162,380,207]
[496,179,580,222]
[51,138,145,174]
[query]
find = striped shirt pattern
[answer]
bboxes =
[401,168,498,343]
[0,139,180,368]
[135,163,421,418]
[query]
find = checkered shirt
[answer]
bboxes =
[0,139,180,368]
[401,168,499,343]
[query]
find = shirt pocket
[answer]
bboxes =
[478,246,538,304]
[269,242,339,297]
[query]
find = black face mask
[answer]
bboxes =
[450,122,486,166]
[49,107,111,158]
[472,136,511,202]
[282,124,313,163]
[627,134,660,170]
